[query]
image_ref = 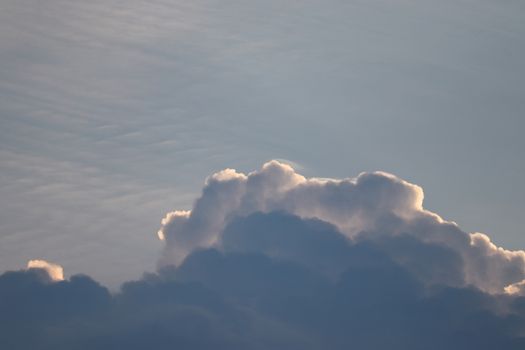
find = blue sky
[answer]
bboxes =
[1,0,524,287]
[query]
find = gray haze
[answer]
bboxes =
[1,0,524,286]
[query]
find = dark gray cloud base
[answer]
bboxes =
[2,161,525,349]
[1,0,524,289]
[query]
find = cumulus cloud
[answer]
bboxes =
[27,259,64,281]
[2,160,525,349]
[158,160,525,294]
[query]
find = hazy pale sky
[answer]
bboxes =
[1,0,524,287]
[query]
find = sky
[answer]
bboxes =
[2,1,525,347]
[1,0,524,292]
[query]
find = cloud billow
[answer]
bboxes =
[159,161,525,294]
[2,161,525,349]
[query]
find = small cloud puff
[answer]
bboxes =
[27,259,64,281]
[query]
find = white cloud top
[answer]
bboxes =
[159,160,525,294]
